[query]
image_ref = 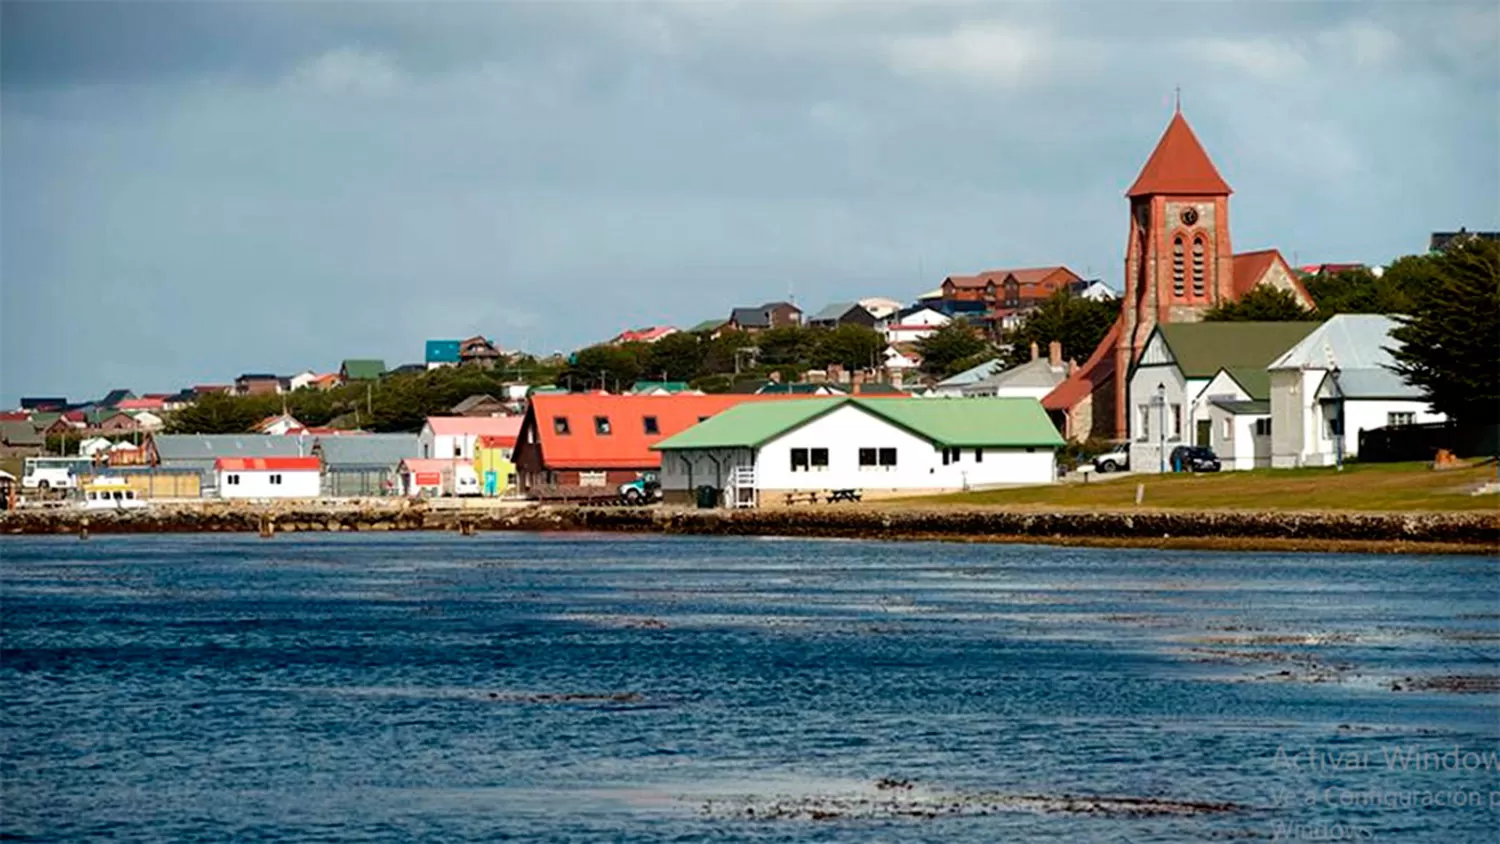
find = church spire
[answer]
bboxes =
[1126,110,1231,198]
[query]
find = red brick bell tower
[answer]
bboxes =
[1112,108,1234,438]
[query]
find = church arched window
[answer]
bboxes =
[1191,236,1206,297]
[1172,236,1185,298]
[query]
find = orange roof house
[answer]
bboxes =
[213,457,321,472]
[1042,107,1316,441]
[511,393,789,493]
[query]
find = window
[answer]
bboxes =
[1171,404,1183,440]
[270,474,283,485]
[453,443,463,458]
[698,416,710,423]
[1222,418,1231,439]
[859,448,877,467]
[810,448,828,470]
[941,447,961,465]
[880,448,897,467]
[1388,412,1415,427]
[643,416,660,435]
[227,474,240,485]
[860,448,898,469]
[595,416,611,435]
[791,448,809,472]
[973,448,983,463]
[1137,405,1151,441]
[553,416,571,435]
[1254,418,1272,437]
[1191,236,1206,297]
[1172,236,1185,297]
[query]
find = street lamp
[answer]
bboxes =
[1158,385,1169,473]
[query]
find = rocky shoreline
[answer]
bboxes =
[1,502,1496,554]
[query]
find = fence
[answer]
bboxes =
[1358,422,1500,463]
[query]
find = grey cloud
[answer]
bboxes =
[2,1,1496,403]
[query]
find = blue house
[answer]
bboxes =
[425,339,461,369]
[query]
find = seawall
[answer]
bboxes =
[2,503,1496,554]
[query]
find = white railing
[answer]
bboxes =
[728,466,758,508]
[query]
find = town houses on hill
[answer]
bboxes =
[5,107,1468,505]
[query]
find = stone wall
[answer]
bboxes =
[3,502,1495,554]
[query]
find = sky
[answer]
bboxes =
[2,1,1497,404]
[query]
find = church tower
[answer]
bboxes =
[1112,108,1234,437]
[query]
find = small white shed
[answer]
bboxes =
[214,457,322,499]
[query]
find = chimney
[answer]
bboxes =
[852,370,866,387]
[1068,359,1078,376]
[1049,341,1062,368]
[1030,341,1040,361]
[768,370,783,384]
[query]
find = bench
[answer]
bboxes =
[826,489,862,503]
[783,491,820,506]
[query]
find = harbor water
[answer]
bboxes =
[2,533,1497,841]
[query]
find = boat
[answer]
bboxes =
[79,477,149,510]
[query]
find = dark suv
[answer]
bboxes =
[1169,445,1222,473]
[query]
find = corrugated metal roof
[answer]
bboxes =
[808,302,857,322]
[1154,322,1319,379]
[962,358,1068,393]
[314,434,420,468]
[341,359,386,380]
[655,397,1065,450]
[1221,366,1271,401]
[1268,314,1400,371]
[151,434,311,460]
[936,358,1008,388]
[1323,368,1425,400]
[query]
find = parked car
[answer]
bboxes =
[1092,446,1130,473]
[619,471,661,505]
[1169,445,1222,473]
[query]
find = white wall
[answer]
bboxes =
[1208,407,1271,471]
[216,469,321,499]
[1273,367,1445,467]
[1128,365,1190,473]
[665,404,1057,494]
[419,427,478,460]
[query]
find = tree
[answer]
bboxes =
[1303,266,1418,318]
[754,325,818,366]
[1202,285,1318,322]
[1001,290,1118,369]
[556,343,647,392]
[165,393,267,434]
[1388,239,1500,425]
[916,319,989,377]
[813,323,885,371]
[644,332,705,382]
[700,329,756,376]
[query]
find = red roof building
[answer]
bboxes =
[512,393,789,495]
[213,457,321,472]
[611,326,679,345]
[1043,108,1317,441]
[117,398,166,411]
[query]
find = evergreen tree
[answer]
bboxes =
[1388,239,1500,425]
[1202,285,1318,322]
[1001,290,1118,368]
[916,319,989,377]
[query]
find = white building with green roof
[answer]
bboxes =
[652,396,1064,505]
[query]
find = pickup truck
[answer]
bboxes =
[1092,446,1130,473]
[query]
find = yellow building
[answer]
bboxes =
[474,436,517,498]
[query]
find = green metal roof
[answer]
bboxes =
[1153,322,1319,380]
[1220,366,1271,401]
[688,319,726,333]
[341,359,386,380]
[654,397,1065,451]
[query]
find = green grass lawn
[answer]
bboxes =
[901,461,1500,513]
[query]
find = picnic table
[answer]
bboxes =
[826,489,862,503]
[783,491,820,506]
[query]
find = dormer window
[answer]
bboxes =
[595,416,611,435]
[553,416,571,435]
[643,416,660,435]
